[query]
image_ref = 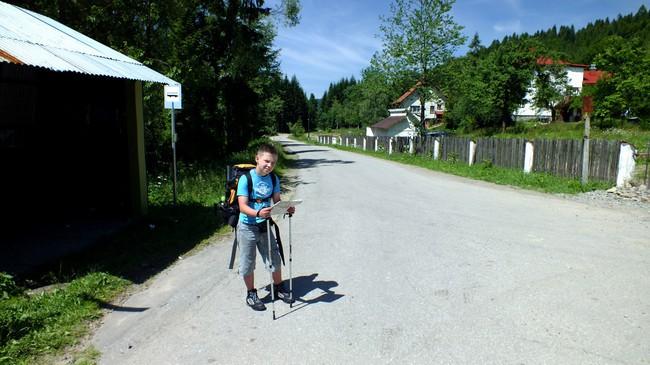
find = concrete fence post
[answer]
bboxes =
[375,138,379,152]
[363,138,366,151]
[616,142,636,187]
[433,139,440,160]
[409,137,414,154]
[389,137,394,155]
[524,140,534,173]
[468,140,477,166]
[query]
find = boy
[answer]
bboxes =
[237,143,295,311]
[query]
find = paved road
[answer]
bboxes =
[93,136,650,364]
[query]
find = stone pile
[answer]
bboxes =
[565,184,650,212]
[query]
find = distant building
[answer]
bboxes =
[367,84,445,137]
[514,58,605,121]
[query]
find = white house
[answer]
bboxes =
[366,84,445,137]
[515,58,595,121]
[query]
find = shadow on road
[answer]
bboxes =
[290,158,354,170]
[262,273,344,319]
[284,149,328,155]
[83,294,150,313]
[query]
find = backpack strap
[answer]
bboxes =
[244,170,277,203]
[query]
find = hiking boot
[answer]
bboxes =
[274,283,295,304]
[246,289,266,311]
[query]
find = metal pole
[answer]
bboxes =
[645,141,649,189]
[267,219,276,320]
[289,214,293,308]
[581,113,590,185]
[171,103,178,206]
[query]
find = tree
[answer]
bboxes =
[532,60,573,122]
[440,39,542,131]
[307,93,318,136]
[377,0,466,135]
[591,36,650,127]
[9,0,302,164]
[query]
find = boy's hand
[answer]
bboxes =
[258,207,272,218]
[286,206,295,215]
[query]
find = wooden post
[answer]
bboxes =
[125,80,147,215]
[581,114,590,185]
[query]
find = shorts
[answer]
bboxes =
[237,221,281,277]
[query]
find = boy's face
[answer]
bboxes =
[255,151,277,175]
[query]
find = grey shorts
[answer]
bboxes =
[237,221,281,277]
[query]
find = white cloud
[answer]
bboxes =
[493,20,522,34]
[275,29,380,89]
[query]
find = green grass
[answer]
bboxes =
[489,121,650,153]
[330,145,611,194]
[0,273,128,365]
[0,137,289,365]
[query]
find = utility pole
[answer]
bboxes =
[581,113,590,185]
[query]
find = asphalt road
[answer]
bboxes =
[93,136,650,365]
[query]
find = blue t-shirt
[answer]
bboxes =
[237,169,280,224]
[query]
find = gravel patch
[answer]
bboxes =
[560,184,650,216]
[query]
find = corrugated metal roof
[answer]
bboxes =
[0,1,179,85]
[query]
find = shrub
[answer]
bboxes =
[0,273,21,299]
[289,121,305,137]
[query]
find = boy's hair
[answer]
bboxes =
[257,143,278,156]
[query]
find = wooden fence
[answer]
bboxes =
[320,135,623,183]
[440,136,471,163]
[533,139,619,181]
[475,138,526,170]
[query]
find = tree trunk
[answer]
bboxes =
[419,94,426,136]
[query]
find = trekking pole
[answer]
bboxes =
[267,218,276,320]
[288,212,293,308]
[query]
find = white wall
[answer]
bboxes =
[515,65,585,120]
[397,91,445,121]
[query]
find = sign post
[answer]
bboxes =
[164,85,183,206]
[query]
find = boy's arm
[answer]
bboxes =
[237,195,258,218]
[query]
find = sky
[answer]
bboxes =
[266,0,648,98]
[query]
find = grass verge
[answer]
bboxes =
[0,137,288,365]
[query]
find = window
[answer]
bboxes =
[430,105,435,114]
[410,105,420,114]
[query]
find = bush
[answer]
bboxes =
[0,273,21,299]
[289,121,305,137]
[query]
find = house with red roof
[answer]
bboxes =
[514,58,605,121]
[366,84,445,137]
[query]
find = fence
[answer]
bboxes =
[475,138,526,170]
[440,136,471,163]
[532,139,619,181]
[317,134,633,185]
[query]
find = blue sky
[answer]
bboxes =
[267,0,647,98]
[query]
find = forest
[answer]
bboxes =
[318,4,650,134]
[7,1,650,166]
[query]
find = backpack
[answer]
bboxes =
[218,164,277,228]
[217,164,283,270]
